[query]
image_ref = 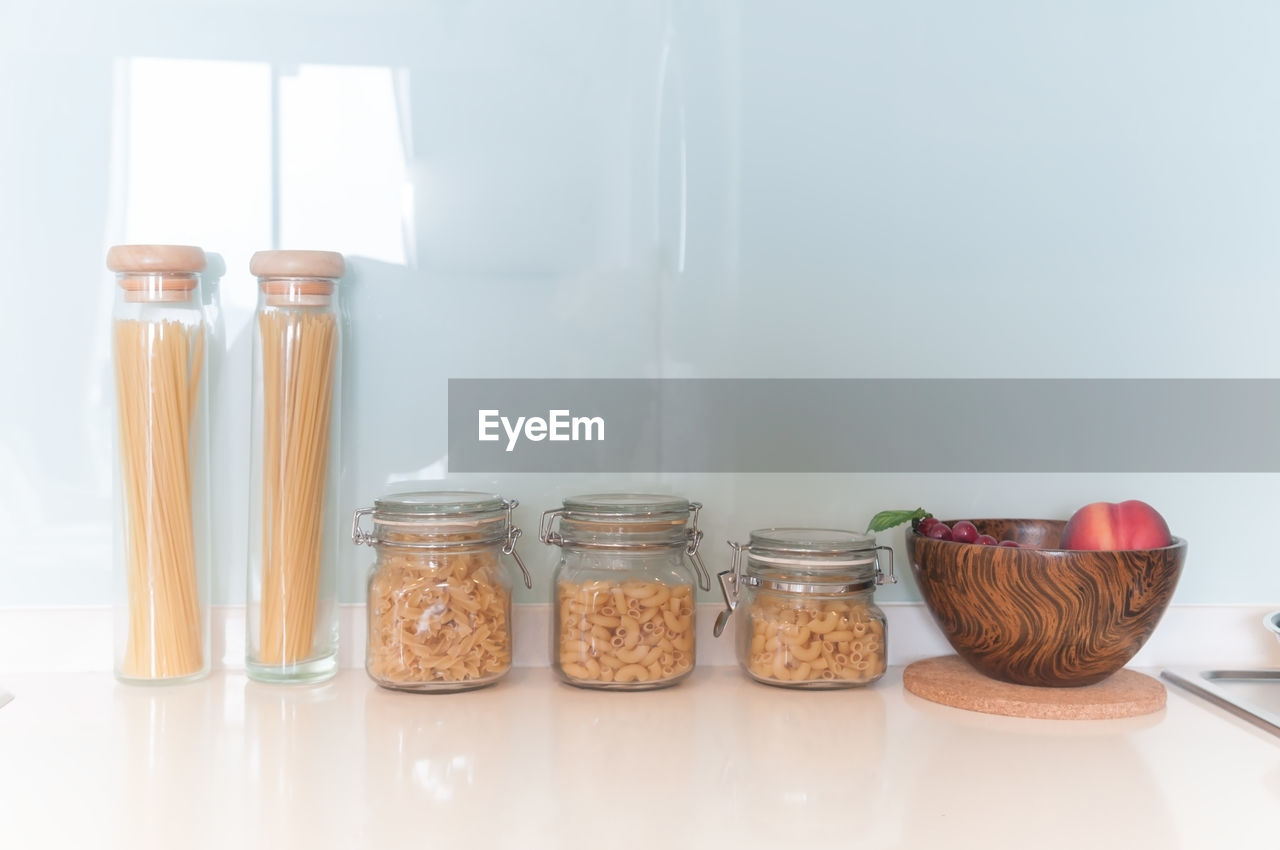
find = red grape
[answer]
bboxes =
[998,540,1019,548]
[951,521,980,543]
[926,522,953,540]
[917,516,939,534]
[975,534,998,546]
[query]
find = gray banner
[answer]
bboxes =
[447,379,1280,473]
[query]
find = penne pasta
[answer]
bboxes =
[367,544,512,688]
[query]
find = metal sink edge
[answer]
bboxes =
[1162,668,1280,738]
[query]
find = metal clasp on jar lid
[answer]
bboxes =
[350,494,533,589]
[537,508,565,547]
[501,499,533,589]
[684,502,712,592]
[538,495,712,591]
[713,530,896,638]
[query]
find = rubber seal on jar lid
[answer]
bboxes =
[740,574,877,595]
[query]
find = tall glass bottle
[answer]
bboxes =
[108,244,211,683]
[246,250,344,683]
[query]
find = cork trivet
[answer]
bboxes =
[903,655,1166,720]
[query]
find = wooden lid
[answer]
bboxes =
[250,250,345,280]
[106,244,206,274]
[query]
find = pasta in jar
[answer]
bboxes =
[742,593,885,685]
[247,250,345,685]
[107,244,211,684]
[542,494,712,691]
[368,546,512,688]
[556,580,694,686]
[354,491,533,693]
[717,528,894,690]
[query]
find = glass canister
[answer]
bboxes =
[714,528,895,688]
[541,494,712,690]
[352,492,533,692]
[246,250,344,683]
[107,244,211,683]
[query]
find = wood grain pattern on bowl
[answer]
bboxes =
[907,519,1186,688]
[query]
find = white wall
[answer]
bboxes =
[2,1,1278,607]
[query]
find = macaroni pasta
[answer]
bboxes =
[742,593,885,685]
[557,579,694,686]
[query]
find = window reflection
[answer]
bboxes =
[120,57,411,279]
[278,64,412,267]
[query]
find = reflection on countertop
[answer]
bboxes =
[0,667,1276,849]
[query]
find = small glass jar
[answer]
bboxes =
[107,244,211,684]
[541,494,712,690]
[714,528,895,689]
[246,250,344,683]
[352,492,532,692]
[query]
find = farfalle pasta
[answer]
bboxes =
[556,579,694,686]
[367,546,512,688]
[742,594,885,685]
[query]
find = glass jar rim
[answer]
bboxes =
[716,528,893,637]
[352,492,534,589]
[744,527,878,568]
[362,491,511,545]
[374,490,505,516]
[546,492,697,549]
[561,492,690,518]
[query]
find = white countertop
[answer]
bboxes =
[1,666,1277,850]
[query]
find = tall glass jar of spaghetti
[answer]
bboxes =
[713,528,895,689]
[352,492,533,692]
[542,494,712,690]
[246,250,344,683]
[108,244,211,684]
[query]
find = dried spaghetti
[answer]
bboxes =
[114,318,205,679]
[257,309,338,666]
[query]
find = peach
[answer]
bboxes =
[1060,500,1172,551]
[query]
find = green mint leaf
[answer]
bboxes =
[866,508,931,534]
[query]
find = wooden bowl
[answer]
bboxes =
[906,519,1186,687]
